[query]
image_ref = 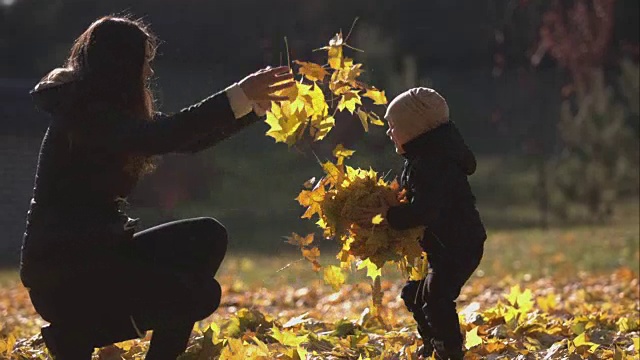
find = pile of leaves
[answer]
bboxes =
[294,145,426,295]
[1,266,638,359]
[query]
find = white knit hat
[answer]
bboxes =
[385,87,450,143]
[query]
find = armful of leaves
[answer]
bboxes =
[386,161,451,230]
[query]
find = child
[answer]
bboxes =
[379,88,486,359]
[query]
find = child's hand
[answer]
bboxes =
[383,189,402,207]
[353,197,391,227]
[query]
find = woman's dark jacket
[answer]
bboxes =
[20,79,258,289]
[386,122,486,255]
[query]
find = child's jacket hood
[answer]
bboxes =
[402,122,477,175]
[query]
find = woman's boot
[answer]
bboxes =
[144,321,194,360]
[41,325,94,360]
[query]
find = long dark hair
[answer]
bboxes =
[67,15,158,176]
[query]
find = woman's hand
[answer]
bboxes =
[239,66,295,105]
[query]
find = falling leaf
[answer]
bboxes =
[323,265,346,291]
[285,232,315,247]
[332,144,355,159]
[371,214,384,225]
[356,258,381,280]
[302,247,320,263]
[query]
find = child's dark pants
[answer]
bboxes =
[28,217,227,360]
[401,244,483,353]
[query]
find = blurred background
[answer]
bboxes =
[1,0,638,272]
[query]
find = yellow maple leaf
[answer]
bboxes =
[249,336,270,356]
[296,183,325,219]
[116,340,135,351]
[271,326,308,347]
[323,265,346,291]
[302,247,320,262]
[364,88,388,105]
[367,111,385,126]
[536,292,557,313]
[485,339,507,352]
[310,115,335,141]
[322,160,344,186]
[264,103,305,145]
[465,326,483,349]
[505,285,534,313]
[294,60,328,82]
[357,108,369,132]
[327,32,344,69]
[305,83,328,116]
[332,144,355,159]
[338,91,362,114]
[285,232,315,247]
[356,258,381,280]
[328,46,343,70]
[337,58,363,83]
[329,78,352,95]
[572,332,600,352]
[273,80,298,101]
[371,214,384,224]
[219,338,248,359]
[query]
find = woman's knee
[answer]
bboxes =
[193,217,228,251]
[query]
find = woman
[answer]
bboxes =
[20,16,294,359]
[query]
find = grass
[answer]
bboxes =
[3,201,636,289]
[215,200,639,288]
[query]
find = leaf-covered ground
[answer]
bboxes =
[1,219,639,359]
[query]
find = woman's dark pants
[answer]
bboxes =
[28,217,228,360]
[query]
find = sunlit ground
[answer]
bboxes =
[1,202,638,359]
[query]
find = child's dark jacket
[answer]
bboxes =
[386,122,486,255]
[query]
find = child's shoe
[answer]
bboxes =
[417,339,434,358]
[431,339,465,360]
